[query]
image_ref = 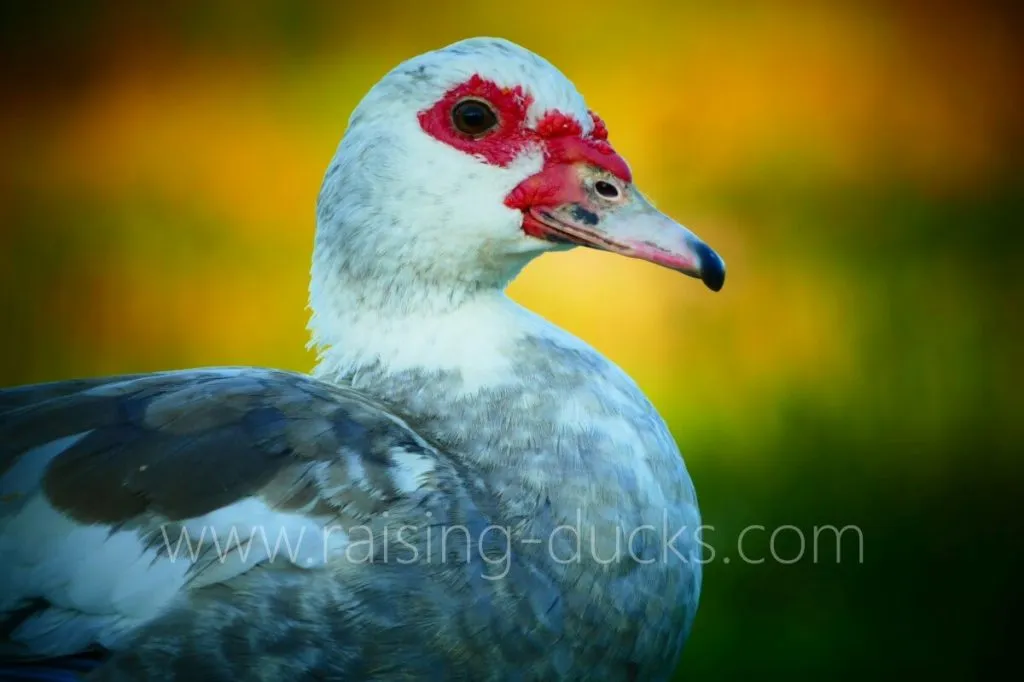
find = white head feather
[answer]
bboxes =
[308,38,600,381]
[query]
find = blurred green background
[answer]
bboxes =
[1,0,1020,678]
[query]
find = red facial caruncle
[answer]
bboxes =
[417,73,725,292]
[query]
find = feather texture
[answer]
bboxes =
[0,369,466,653]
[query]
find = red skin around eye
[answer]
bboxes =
[417,75,533,166]
[417,75,632,181]
[418,75,633,239]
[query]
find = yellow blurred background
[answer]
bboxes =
[1,0,1020,678]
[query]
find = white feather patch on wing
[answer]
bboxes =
[172,498,350,574]
[391,448,435,493]
[0,491,351,656]
[0,495,191,617]
[0,432,91,516]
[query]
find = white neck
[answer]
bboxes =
[308,267,560,394]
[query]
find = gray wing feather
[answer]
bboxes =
[2,368,430,521]
[0,368,571,680]
[0,368,461,659]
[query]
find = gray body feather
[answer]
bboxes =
[1,346,701,681]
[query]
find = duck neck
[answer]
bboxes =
[309,278,535,397]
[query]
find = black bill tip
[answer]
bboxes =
[695,242,726,292]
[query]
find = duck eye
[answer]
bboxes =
[595,180,620,199]
[451,99,498,137]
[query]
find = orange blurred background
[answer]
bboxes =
[1,1,1020,678]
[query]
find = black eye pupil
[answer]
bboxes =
[595,180,619,198]
[453,100,497,136]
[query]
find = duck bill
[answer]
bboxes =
[515,167,726,291]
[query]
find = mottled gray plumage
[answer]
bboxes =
[0,36,722,681]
